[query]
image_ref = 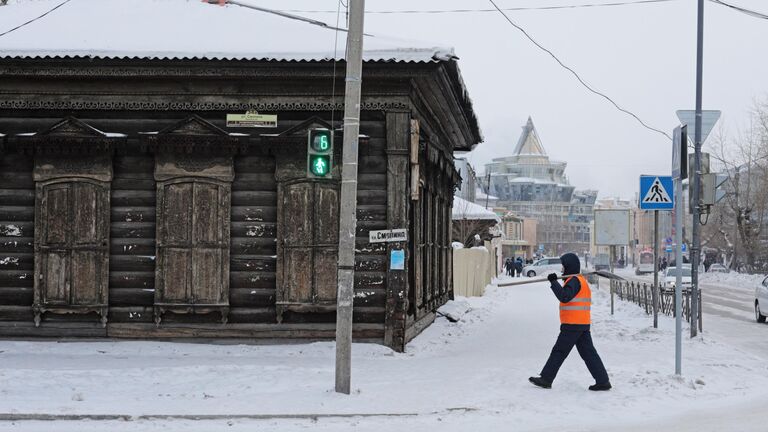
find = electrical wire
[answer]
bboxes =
[487,0,672,140]
[281,0,680,15]
[709,0,768,20]
[0,0,72,38]
[330,0,343,129]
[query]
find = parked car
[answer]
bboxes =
[523,257,562,277]
[756,277,768,323]
[708,263,729,273]
[662,266,692,289]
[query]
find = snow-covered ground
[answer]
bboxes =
[1,276,767,431]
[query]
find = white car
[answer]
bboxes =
[708,263,729,273]
[756,277,768,323]
[663,266,692,289]
[523,257,562,278]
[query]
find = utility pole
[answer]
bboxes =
[675,172,683,375]
[335,0,365,395]
[690,0,704,338]
[652,211,659,329]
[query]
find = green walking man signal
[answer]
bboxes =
[307,128,333,178]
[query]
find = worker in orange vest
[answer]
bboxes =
[529,252,611,391]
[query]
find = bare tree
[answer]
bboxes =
[706,97,768,272]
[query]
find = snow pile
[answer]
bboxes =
[700,271,764,288]
[436,298,472,322]
[0,277,767,431]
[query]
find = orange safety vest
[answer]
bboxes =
[559,275,591,325]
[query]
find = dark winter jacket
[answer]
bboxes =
[549,252,590,330]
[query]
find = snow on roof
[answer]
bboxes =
[0,0,456,63]
[452,196,500,222]
[474,188,498,200]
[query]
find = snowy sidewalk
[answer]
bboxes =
[1,276,767,431]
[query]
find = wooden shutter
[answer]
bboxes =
[39,184,71,305]
[155,179,230,323]
[34,180,110,325]
[276,180,339,319]
[313,183,339,303]
[158,182,193,303]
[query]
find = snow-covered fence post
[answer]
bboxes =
[643,283,648,314]
[610,280,614,315]
[698,291,703,331]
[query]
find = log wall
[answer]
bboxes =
[0,116,389,340]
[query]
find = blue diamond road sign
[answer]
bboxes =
[639,175,674,211]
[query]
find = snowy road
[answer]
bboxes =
[618,269,768,358]
[1,277,767,431]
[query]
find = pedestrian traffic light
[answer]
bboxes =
[307,128,333,178]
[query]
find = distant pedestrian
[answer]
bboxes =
[514,257,524,278]
[504,258,513,277]
[529,253,611,391]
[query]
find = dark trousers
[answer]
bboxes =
[540,326,609,385]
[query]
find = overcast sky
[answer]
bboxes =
[258,0,768,199]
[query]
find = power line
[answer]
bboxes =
[204,0,351,33]
[0,0,72,38]
[281,0,680,15]
[487,0,672,140]
[709,0,768,20]
[330,0,343,128]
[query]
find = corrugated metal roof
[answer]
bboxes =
[0,0,455,63]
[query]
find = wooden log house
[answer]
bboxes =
[0,17,481,354]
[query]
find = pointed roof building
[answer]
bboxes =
[512,117,547,157]
[482,117,597,256]
[485,117,567,185]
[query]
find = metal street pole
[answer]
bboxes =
[652,211,659,329]
[335,0,365,395]
[690,0,704,338]
[675,178,683,375]
[484,170,492,209]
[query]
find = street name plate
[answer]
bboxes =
[369,229,407,243]
[226,111,278,128]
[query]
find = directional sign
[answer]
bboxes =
[639,175,675,210]
[676,110,721,144]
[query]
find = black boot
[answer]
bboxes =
[588,382,612,391]
[528,376,552,389]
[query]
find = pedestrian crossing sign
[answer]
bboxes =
[639,175,674,210]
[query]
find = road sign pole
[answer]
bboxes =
[675,177,683,375]
[653,210,659,329]
[335,0,365,395]
[690,0,705,339]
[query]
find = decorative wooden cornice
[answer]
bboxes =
[14,117,124,155]
[140,114,249,155]
[0,99,411,112]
